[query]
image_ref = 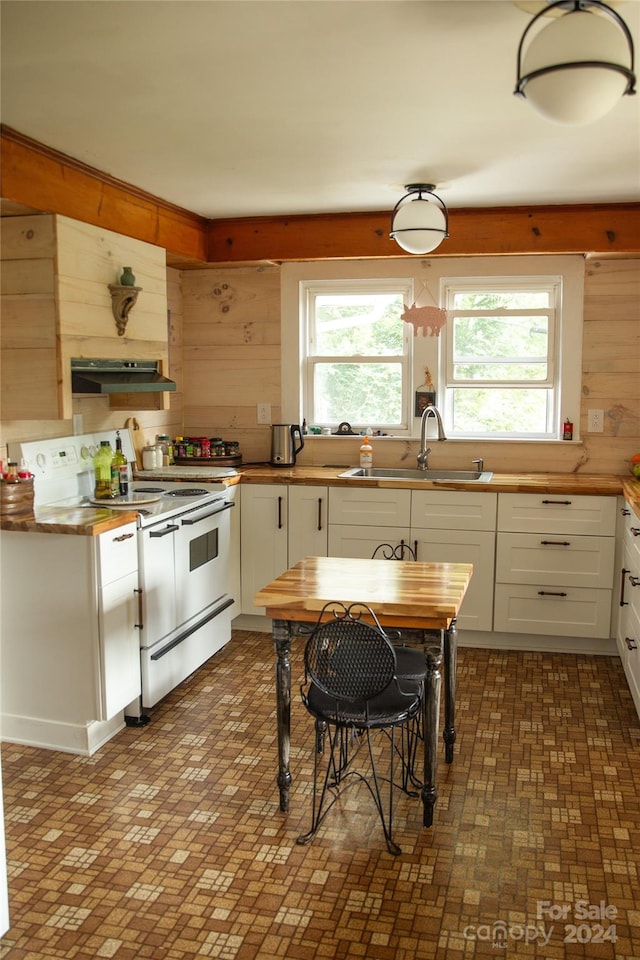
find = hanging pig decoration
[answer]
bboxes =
[401,303,447,337]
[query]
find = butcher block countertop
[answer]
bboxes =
[0,503,139,536]
[1,468,638,534]
[240,464,640,514]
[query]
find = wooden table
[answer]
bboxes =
[254,556,473,828]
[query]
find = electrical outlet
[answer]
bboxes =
[588,409,604,433]
[257,402,271,424]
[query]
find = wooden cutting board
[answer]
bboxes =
[125,417,145,470]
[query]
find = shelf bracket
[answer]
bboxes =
[108,284,142,336]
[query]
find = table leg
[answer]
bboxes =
[273,618,292,812]
[443,618,458,764]
[421,642,442,828]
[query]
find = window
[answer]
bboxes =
[302,279,412,430]
[442,277,561,439]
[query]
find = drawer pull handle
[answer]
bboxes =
[631,527,640,537]
[537,590,567,597]
[629,575,640,587]
[621,568,630,606]
[540,540,571,546]
[541,499,572,505]
[621,508,631,516]
[317,497,323,531]
[114,532,135,542]
[625,637,638,651]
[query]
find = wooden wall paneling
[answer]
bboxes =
[581,258,640,472]
[1,349,60,420]
[0,258,55,296]
[0,214,55,261]
[0,297,57,349]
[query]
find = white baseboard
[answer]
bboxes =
[0,711,125,756]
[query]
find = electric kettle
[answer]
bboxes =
[270,424,304,466]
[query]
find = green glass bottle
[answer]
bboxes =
[93,441,115,499]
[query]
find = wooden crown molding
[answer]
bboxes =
[2,125,639,264]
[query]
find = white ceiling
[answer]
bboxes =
[1,0,639,220]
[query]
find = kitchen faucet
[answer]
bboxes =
[417,405,447,470]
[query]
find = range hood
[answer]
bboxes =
[71,359,176,394]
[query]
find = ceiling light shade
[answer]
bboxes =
[515,0,636,124]
[390,184,449,255]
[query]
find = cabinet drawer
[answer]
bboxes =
[411,490,497,531]
[328,524,410,559]
[97,522,138,583]
[497,493,616,536]
[494,583,612,638]
[496,532,615,589]
[328,487,411,527]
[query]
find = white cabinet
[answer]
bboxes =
[616,501,640,717]
[96,523,141,719]
[288,485,329,566]
[0,521,140,754]
[411,490,497,632]
[495,494,616,639]
[328,487,411,557]
[240,484,288,615]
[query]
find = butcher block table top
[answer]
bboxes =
[254,555,473,630]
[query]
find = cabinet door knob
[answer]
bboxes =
[625,637,638,651]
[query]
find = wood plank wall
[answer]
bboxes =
[181,257,639,474]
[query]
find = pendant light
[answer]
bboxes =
[515,0,636,124]
[389,184,449,255]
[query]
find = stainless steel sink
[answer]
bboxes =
[338,467,493,482]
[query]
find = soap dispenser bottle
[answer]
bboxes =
[359,434,373,471]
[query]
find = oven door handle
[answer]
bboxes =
[149,523,180,538]
[180,501,235,525]
[150,597,235,660]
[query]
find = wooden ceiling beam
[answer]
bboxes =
[206,203,640,262]
[2,126,639,263]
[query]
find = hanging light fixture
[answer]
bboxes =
[515,0,636,124]
[389,183,449,255]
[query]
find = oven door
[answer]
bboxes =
[174,500,234,625]
[138,499,235,709]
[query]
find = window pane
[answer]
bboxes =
[454,362,548,381]
[314,293,405,356]
[453,316,548,362]
[314,363,403,424]
[452,291,550,309]
[452,388,551,433]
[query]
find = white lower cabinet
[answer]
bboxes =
[616,500,640,717]
[96,524,141,718]
[494,494,616,639]
[0,521,140,754]
[288,485,329,566]
[240,484,288,615]
[410,490,497,632]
